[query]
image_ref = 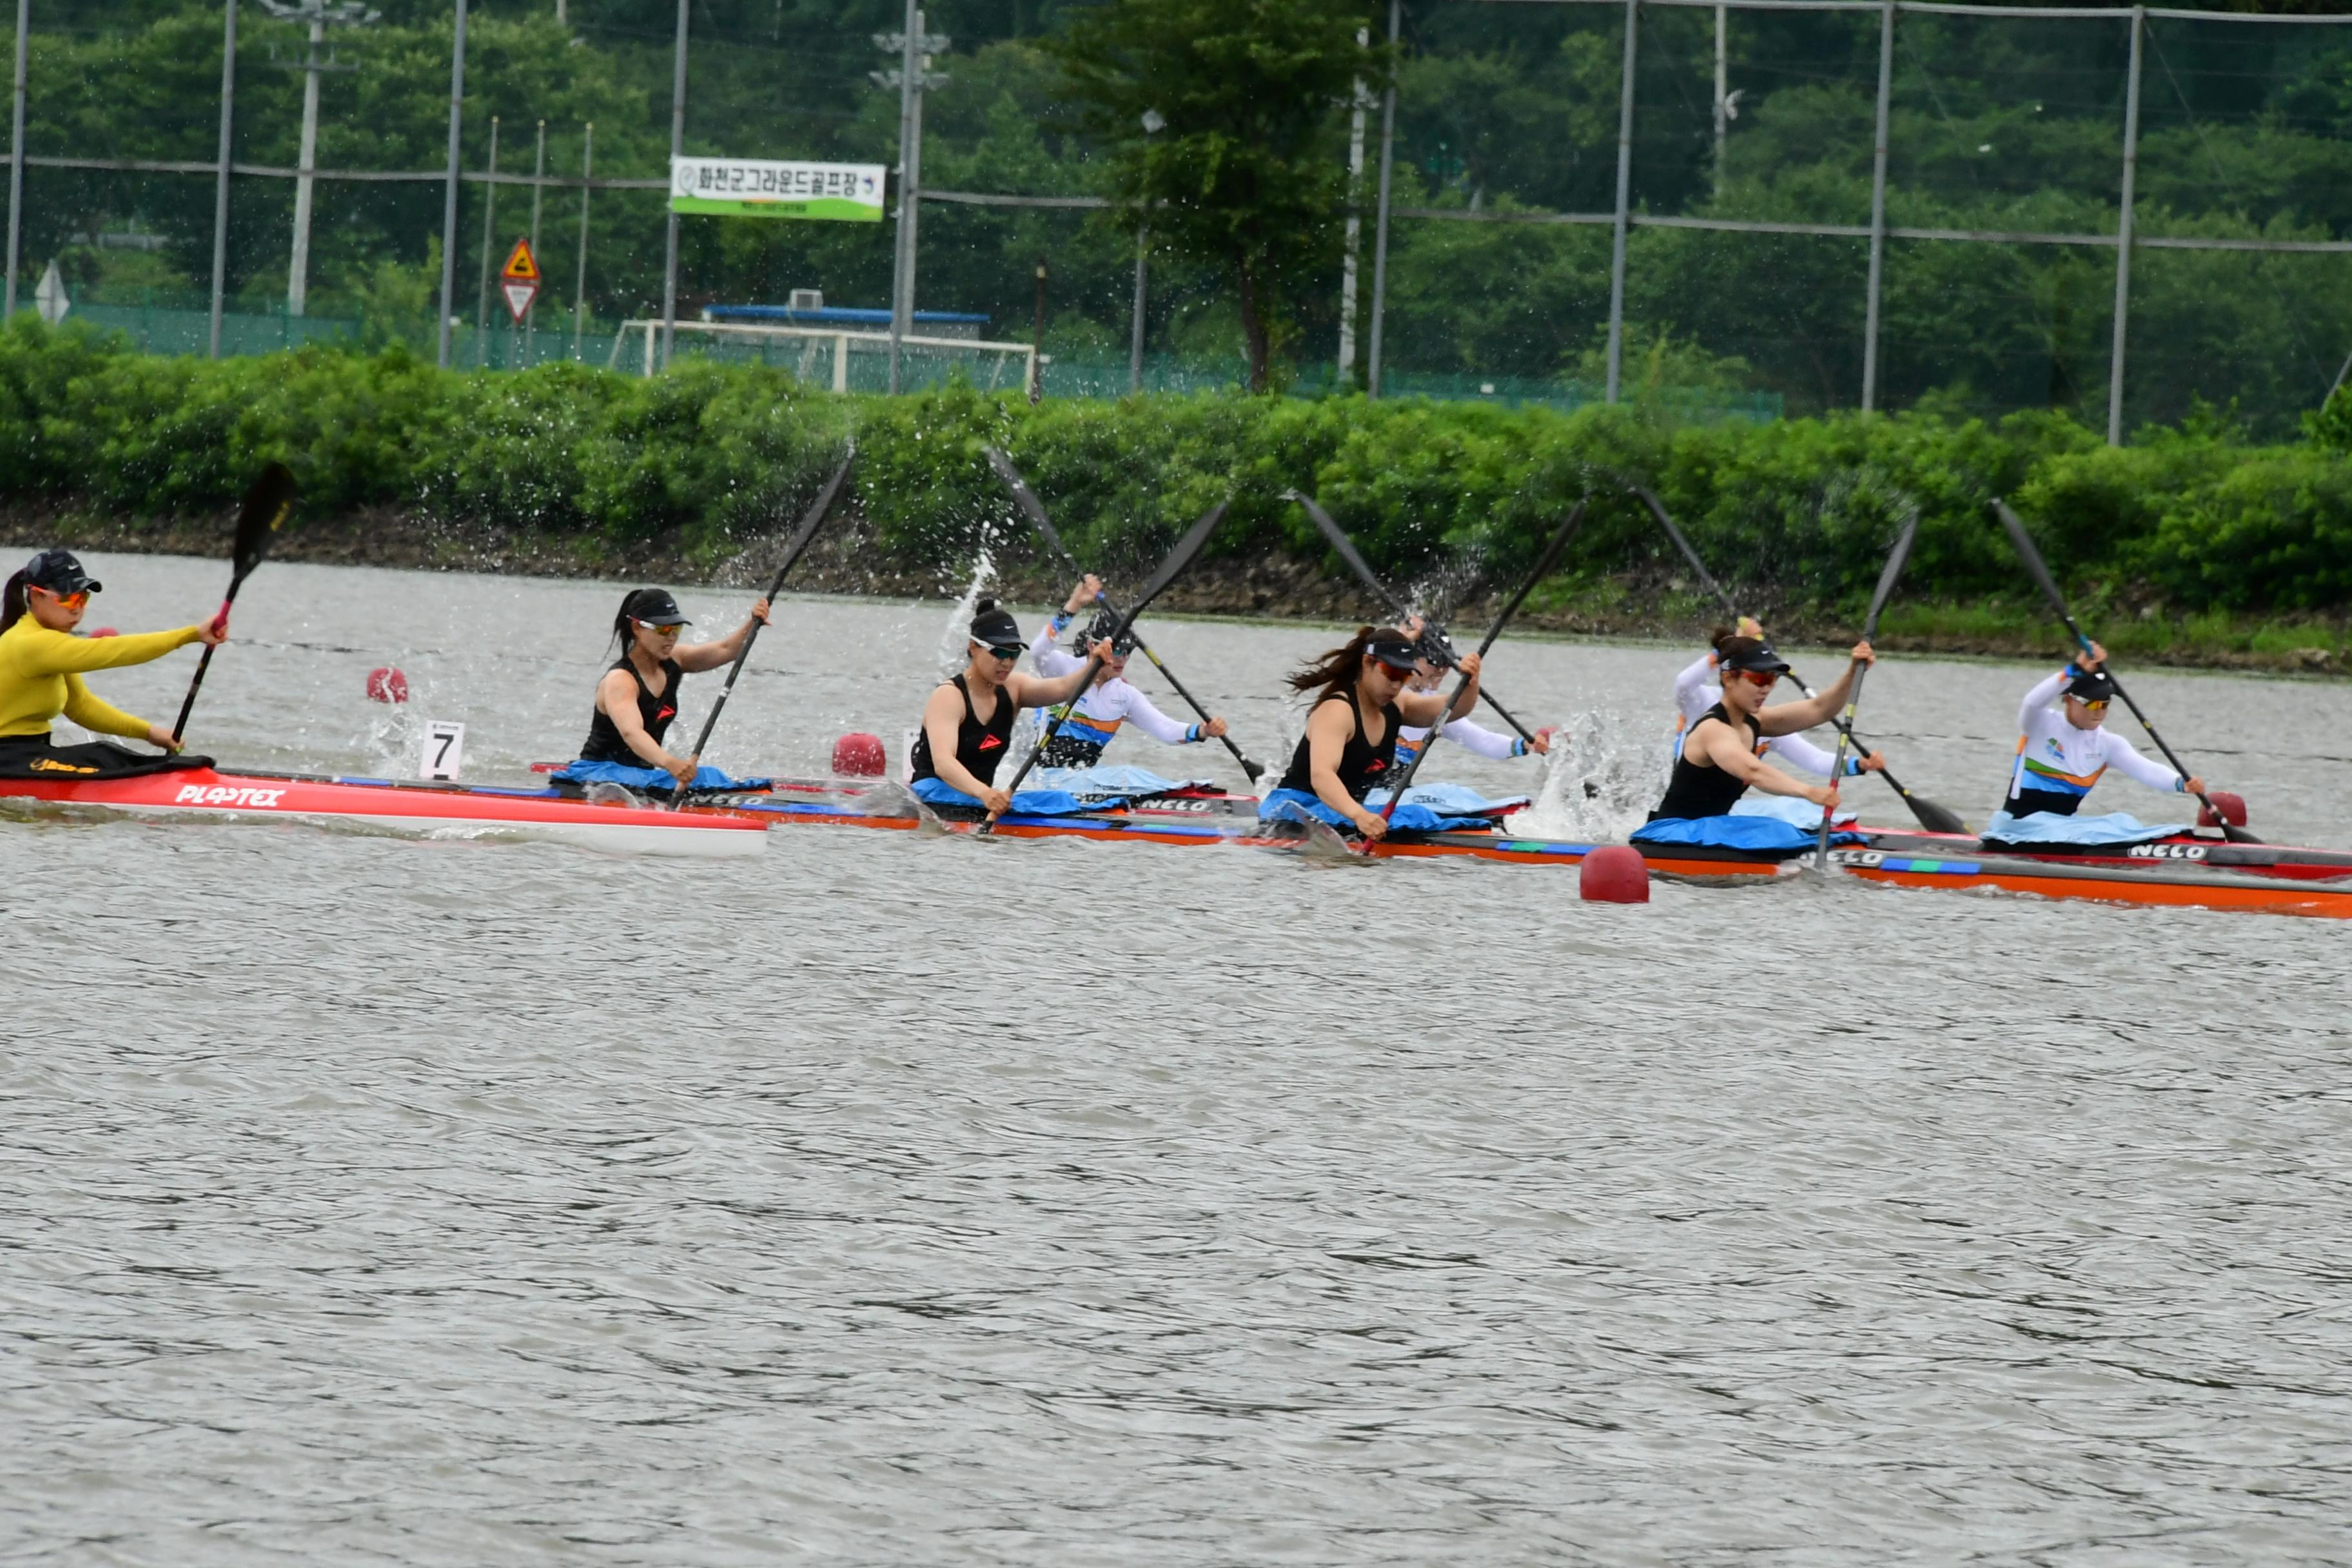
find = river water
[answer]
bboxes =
[6,553,2350,1565]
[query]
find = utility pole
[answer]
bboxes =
[1338,27,1369,384]
[873,5,946,395]
[435,0,467,370]
[475,115,498,366]
[260,1,378,319]
[1030,255,1046,404]
[572,121,591,361]
[526,119,545,362]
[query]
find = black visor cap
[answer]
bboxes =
[23,549,101,597]
[1717,636,1792,676]
[623,587,691,625]
[1366,630,1420,671]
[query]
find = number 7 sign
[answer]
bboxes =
[422,720,466,781]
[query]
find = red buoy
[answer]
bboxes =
[86,626,119,638]
[366,666,409,704]
[1579,844,1650,903]
[2197,790,2248,828]
[833,731,887,777]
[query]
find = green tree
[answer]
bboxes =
[1050,0,1387,391]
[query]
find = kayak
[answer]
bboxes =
[1857,825,2352,883]
[0,765,767,859]
[728,786,2352,919]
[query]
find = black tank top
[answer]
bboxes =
[580,656,683,764]
[1650,702,1758,820]
[1276,684,1400,802]
[910,673,1015,787]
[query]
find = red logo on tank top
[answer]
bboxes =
[979,734,1003,750]
[658,704,675,721]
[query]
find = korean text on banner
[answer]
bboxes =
[669,157,886,223]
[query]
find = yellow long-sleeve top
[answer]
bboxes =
[0,616,204,740]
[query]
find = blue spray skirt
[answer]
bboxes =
[1257,787,1496,834]
[551,759,770,795]
[1632,815,1863,852]
[909,776,1101,818]
[1981,809,2191,848]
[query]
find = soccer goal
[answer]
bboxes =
[609,319,1035,394]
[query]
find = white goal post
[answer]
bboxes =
[609,318,1037,394]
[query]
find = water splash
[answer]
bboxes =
[1506,707,1664,842]
[936,549,996,676]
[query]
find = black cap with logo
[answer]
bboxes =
[1366,627,1421,672]
[21,549,101,597]
[622,587,691,625]
[2065,667,2115,702]
[969,597,1023,650]
[1716,635,1792,676]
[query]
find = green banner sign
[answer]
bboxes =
[670,157,886,222]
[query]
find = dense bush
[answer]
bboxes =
[3,321,2347,618]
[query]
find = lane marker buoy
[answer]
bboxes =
[1579,845,1649,903]
[833,732,886,777]
[366,666,409,704]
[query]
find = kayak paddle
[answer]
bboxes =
[1632,484,1968,836]
[1814,510,1919,870]
[666,446,855,808]
[1283,491,1544,746]
[167,461,298,749]
[985,498,1231,833]
[1990,498,2259,844]
[983,446,1266,783]
[1382,501,1587,821]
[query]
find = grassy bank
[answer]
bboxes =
[4,320,2347,673]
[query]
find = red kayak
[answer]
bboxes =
[0,765,767,858]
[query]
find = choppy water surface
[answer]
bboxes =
[6,553,2351,1565]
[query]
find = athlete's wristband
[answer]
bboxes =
[1511,738,1528,758]
[1185,724,1200,743]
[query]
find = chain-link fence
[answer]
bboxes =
[6,1,2347,435]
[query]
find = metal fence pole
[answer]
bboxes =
[659,0,686,371]
[210,0,239,360]
[573,121,591,361]
[1129,225,1146,394]
[475,115,498,368]
[1339,26,1368,382]
[5,0,26,323]
[435,0,467,370]
[1604,0,1639,403]
[887,0,923,395]
[527,119,545,361]
[1859,0,1894,412]
[2107,5,2144,447]
[1365,0,1400,399]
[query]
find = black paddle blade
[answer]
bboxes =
[1117,501,1229,631]
[1861,511,1920,637]
[765,447,856,594]
[1990,498,2075,626]
[1473,500,1585,657]
[1631,484,1736,614]
[1283,491,1416,622]
[230,462,298,589]
[1897,787,1970,836]
[984,446,1082,572]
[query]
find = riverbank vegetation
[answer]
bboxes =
[3,324,2347,670]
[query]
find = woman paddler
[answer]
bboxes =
[1026,574,1230,774]
[0,549,228,778]
[910,597,1101,815]
[573,586,768,791]
[1986,642,2208,838]
[1669,618,1885,788]
[1644,635,1868,828]
[1257,625,1482,841]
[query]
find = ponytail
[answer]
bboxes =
[1286,625,1380,696]
[1,569,25,634]
[1708,624,1736,655]
[609,596,635,656]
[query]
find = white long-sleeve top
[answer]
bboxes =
[1396,714,1529,770]
[2004,666,2183,811]
[1669,651,1855,779]
[1026,617,1202,756]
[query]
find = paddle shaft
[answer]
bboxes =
[1633,484,1962,835]
[667,451,856,801]
[1382,502,1586,817]
[166,462,298,749]
[1992,498,2240,837]
[1814,513,1918,868]
[1286,489,1545,746]
[987,502,1230,826]
[166,587,239,745]
[986,447,1264,781]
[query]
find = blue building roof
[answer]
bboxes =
[703,304,990,327]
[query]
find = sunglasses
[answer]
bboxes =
[1729,667,1779,687]
[39,589,90,609]
[2075,698,2110,712]
[636,620,685,637]
[983,643,1023,661]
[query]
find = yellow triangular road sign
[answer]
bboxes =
[500,238,540,282]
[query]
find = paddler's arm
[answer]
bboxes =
[1005,657,1096,710]
[1304,698,1386,840]
[596,667,697,787]
[2101,727,2203,798]
[1122,685,1223,745]
[1673,651,1718,718]
[1756,643,1871,735]
[59,674,166,745]
[2020,667,2069,729]
[1767,730,1881,776]
[674,597,770,673]
[18,621,206,674]
[1694,722,1839,808]
[920,681,1008,815]
[1394,652,1481,727]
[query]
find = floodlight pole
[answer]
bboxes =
[526,119,545,360]
[1130,225,1147,395]
[1712,6,1727,199]
[435,0,467,370]
[573,121,591,361]
[2106,5,2144,447]
[1860,0,1894,413]
[211,0,240,360]
[1338,26,1369,384]
[1604,0,1639,403]
[475,115,498,367]
[1365,0,1400,399]
[659,0,686,372]
[5,0,26,324]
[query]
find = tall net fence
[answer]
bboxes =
[6,1,2349,435]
